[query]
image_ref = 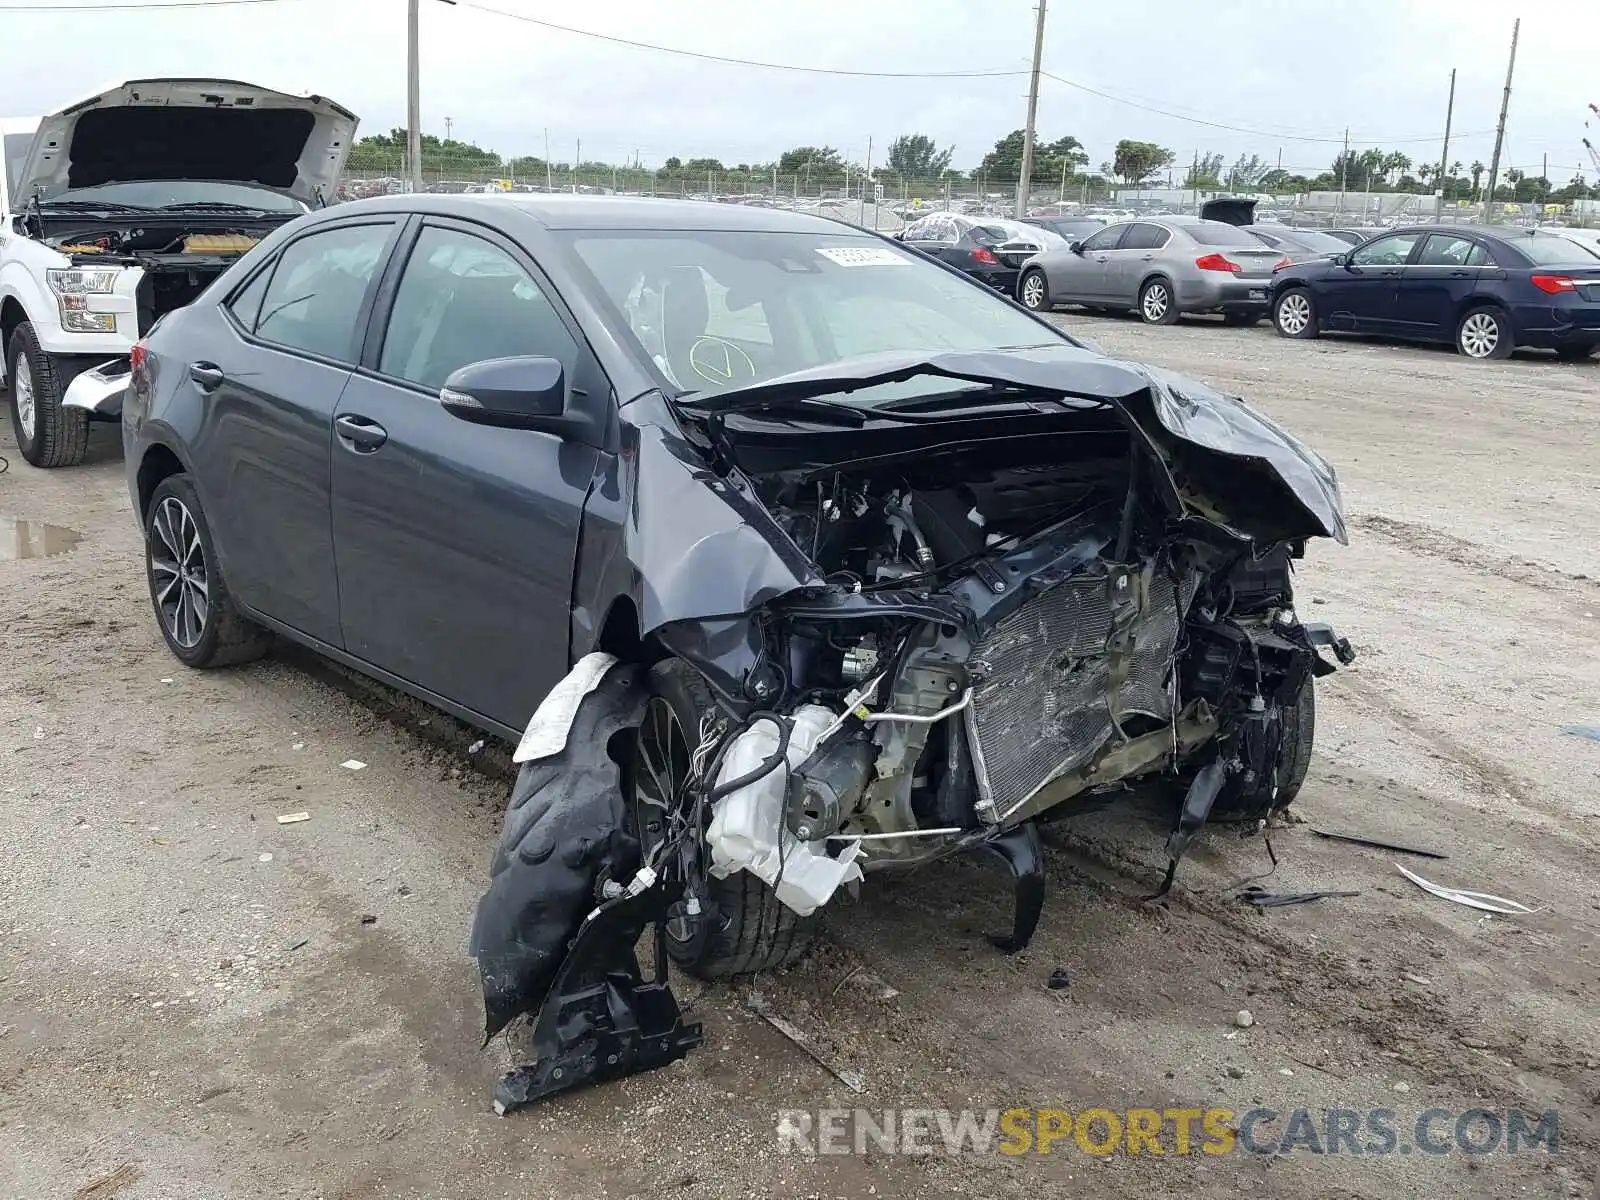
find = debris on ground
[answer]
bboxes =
[834,968,901,1002]
[276,811,310,824]
[340,759,367,771]
[1047,967,1070,990]
[1562,724,1600,743]
[468,739,485,754]
[1309,827,1448,858]
[1238,885,1361,908]
[1234,1009,1255,1029]
[746,993,865,1093]
[1395,864,1540,914]
[360,914,378,925]
[257,853,273,863]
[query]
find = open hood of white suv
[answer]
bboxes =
[13,78,358,206]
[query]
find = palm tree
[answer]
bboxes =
[1384,152,1412,184]
[1470,160,1485,198]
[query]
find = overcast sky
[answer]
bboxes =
[2,0,1596,182]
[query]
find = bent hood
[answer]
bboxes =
[682,345,1346,544]
[13,78,358,205]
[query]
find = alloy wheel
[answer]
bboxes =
[1141,284,1170,322]
[1021,274,1045,309]
[634,696,698,945]
[13,355,35,439]
[1277,292,1311,335]
[149,497,210,649]
[1460,312,1500,358]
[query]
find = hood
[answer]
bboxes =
[677,344,1346,544]
[1199,197,1257,227]
[13,79,358,205]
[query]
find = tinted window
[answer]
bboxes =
[1349,232,1423,267]
[1122,224,1170,251]
[1079,225,1125,252]
[255,223,391,360]
[226,265,271,330]
[1188,222,1270,247]
[1248,228,1286,249]
[1499,234,1600,266]
[1416,233,1487,267]
[379,225,577,391]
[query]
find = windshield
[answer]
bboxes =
[40,180,302,211]
[562,229,1068,402]
[1507,233,1600,265]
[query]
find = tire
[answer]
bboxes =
[1273,288,1317,339]
[1138,278,1179,325]
[635,659,818,979]
[144,474,271,668]
[6,322,89,468]
[1212,678,1317,819]
[1222,311,1262,327]
[1018,269,1050,311]
[1456,306,1513,360]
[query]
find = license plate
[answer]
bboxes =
[1249,288,1267,301]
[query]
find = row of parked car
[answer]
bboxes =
[896,202,1600,362]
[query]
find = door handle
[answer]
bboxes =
[1450,270,1470,277]
[188,362,224,391]
[1140,254,1155,261]
[335,414,388,452]
[1094,255,1109,262]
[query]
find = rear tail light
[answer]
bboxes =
[971,247,999,265]
[1530,274,1577,294]
[129,340,149,374]
[1272,256,1293,273]
[1195,253,1242,273]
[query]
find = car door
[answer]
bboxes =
[1392,232,1488,339]
[196,217,400,646]
[329,217,602,733]
[1320,231,1424,333]
[1106,223,1170,305]
[1047,223,1126,302]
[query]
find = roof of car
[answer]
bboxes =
[326,192,869,234]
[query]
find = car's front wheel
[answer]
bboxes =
[1273,288,1317,339]
[6,322,89,468]
[1456,306,1513,360]
[144,474,271,668]
[1018,269,1050,311]
[634,659,817,980]
[1138,278,1179,325]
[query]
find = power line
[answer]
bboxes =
[451,0,1028,78]
[1039,69,1494,146]
[0,0,299,9]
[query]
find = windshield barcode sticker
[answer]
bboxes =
[816,246,912,267]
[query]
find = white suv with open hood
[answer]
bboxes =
[1,78,357,466]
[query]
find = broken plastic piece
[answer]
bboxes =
[705,705,864,916]
[975,821,1046,953]
[1309,827,1447,859]
[341,759,367,771]
[1238,885,1360,908]
[276,812,310,825]
[1394,864,1540,915]
[512,652,618,764]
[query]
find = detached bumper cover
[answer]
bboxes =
[62,358,130,417]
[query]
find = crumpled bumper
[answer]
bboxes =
[62,359,131,417]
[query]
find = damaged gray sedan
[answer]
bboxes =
[123,193,1351,1112]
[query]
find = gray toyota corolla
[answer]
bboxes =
[122,194,1353,1109]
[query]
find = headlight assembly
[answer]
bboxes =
[46,268,121,332]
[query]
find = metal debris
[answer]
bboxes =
[746,994,865,1093]
[1309,827,1447,858]
[1395,864,1540,914]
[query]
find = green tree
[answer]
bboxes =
[345,128,502,176]
[886,134,954,179]
[1112,139,1175,186]
[1470,160,1485,197]
[1183,152,1225,188]
[777,146,846,180]
[1225,153,1269,189]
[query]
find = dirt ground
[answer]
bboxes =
[2,316,1597,1200]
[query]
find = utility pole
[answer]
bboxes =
[861,135,873,226]
[1189,149,1199,213]
[543,128,552,192]
[1337,128,1349,216]
[1436,68,1455,200]
[1015,0,1047,218]
[1059,157,1068,203]
[573,137,580,194]
[406,0,422,193]
[1484,19,1519,220]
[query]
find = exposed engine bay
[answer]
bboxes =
[471,350,1354,1111]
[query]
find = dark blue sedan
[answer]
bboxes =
[1269,225,1600,361]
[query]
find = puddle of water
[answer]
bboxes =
[0,519,83,561]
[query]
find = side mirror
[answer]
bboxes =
[440,355,566,430]
[1069,241,1083,255]
[1332,253,1350,268]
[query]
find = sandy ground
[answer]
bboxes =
[1,316,1597,1200]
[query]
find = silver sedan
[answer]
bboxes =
[1017,218,1286,325]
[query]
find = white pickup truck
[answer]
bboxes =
[1,78,357,467]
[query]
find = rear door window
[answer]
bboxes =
[1416,233,1487,267]
[253,223,393,362]
[1122,224,1171,251]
